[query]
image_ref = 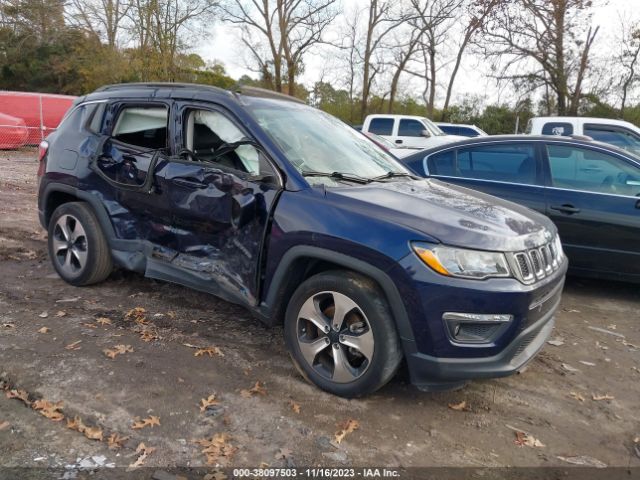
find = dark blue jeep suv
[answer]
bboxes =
[37,83,567,397]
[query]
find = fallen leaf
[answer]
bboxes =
[6,389,31,406]
[131,415,161,429]
[2,323,15,329]
[199,394,220,413]
[334,419,359,444]
[81,322,98,329]
[547,337,565,346]
[125,307,146,320]
[275,447,292,460]
[167,311,176,319]
[240,381,267,398]
[0,421,10,431]
[129,442,155,468]
[55,311,66,317]
[194,433,237,465]
[37,327,50,334]
[556,455,607,468]
[289,400,301,414]
[107,432,129,449]
[592,393,615,401]
[38,311,48,318]
[194,347,224,357]
[83,425,104,441]
[96,317,112,326]
[448,400,470,412]
[139,329,158,342]
[65,340,82,351]
[569,391,585,402]
[32,399,64,422]
[561,363,580,373]
[514,430,545,448]
[103,344,134,359]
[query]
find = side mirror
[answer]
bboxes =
[421,129,431,138]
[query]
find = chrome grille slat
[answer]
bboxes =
[509,239,562,284]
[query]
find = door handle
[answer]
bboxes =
[395,139,403,144]
[550,204,581,214]
[172,177,207,189]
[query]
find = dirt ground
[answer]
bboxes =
[1,152,639,476]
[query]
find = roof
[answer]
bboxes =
[91,82,304,104]
[408,134,639,161]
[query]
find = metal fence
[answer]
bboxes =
[0,91,75,153]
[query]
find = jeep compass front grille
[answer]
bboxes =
[509,240,562,284]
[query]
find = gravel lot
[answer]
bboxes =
[1,151,639,477]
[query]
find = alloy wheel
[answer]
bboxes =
[296,291,374,383]
[52,214,88,276]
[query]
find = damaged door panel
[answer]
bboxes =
[143,104,282,306]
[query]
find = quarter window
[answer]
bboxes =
[547,145,640,196]
[368,118,394,136]
[398,119,425,137]
[112,106,168,149]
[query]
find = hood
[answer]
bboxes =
[326,179,555,252]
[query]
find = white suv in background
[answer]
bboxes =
[362,114,464,149]
[526,117,640,155]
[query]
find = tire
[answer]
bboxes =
[284,270,403,398]
[47,202,113,286]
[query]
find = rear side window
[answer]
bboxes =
[457,144,538,184]
[88,103,107,133]
[398,119,425,137]
[368,118,393,135]
[438,125,457,135]
[112,106,168,149]
[542,122,573,136]
[458,127,479,137]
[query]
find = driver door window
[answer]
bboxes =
[547,145,640,196]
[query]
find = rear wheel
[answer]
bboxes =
[284,270,402,398]
[48,202,113,286]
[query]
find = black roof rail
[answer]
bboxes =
[233,85,306,104]
[95,82,229,95]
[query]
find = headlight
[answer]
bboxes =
[412,243,511,280]
[553,234,564,261]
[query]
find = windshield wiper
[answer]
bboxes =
[301,170,372,184]
[370,171,418,181]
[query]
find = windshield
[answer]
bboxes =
[244,98,408,181]
[421,117,446,136]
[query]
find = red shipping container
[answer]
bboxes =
[0,91,76,145]
[0,112,29,149]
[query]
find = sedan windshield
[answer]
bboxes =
[422,117,447,136]
[244,97,409,181]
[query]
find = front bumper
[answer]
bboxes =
[389,250,567,389]
[405,301,556,389]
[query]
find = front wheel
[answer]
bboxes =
[284,270,403,398]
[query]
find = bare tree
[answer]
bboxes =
[481,0,599,116]
[220,0,338,96]
[358,0,405,119]
[127,0,217,80]
[68,0,129,48]
[440,0,499,120]
[615,16,640,116]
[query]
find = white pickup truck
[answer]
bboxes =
[526,116,640,155]
[361,114,464,150]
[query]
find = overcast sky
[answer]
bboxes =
[196,0,638,107]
